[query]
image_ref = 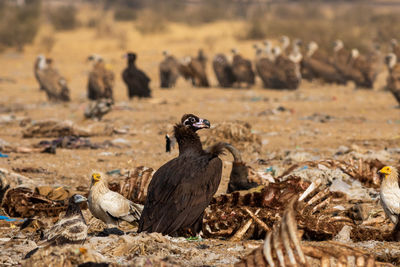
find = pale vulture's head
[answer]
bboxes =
[280,35,290,50]
[307,41,319,57]
[391,38,398,49]
[333,40,344,52]
[351,49,360,59]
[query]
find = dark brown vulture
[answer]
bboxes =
[332,39,353,82]
[178,50,210,87]
[35,55,70,102]
[122,52,151,98]
[25,194,87,258]
[87,55,114,101]
[347,49,377,89]
[385,53,400,105]
[159,51,180,88]
[253,45,275,88]
[268,46,302,90]
[212,53,235,88]
[139,114,224,237]
[301,41,346,84]
[231,49,255,88]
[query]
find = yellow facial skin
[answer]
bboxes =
[379,166,392,179]
[92,173,101,183]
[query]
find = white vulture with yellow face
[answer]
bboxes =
[88,172,143,229]
[379,166,400,224]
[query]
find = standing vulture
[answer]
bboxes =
[25,194,88,258]
[139,114,224,237]
[268,45,302,90]
[87,54,114,101]
[253,45,275,89]
[301,41,346,84]
[231,49,255,88]
[122,52,151,99]
[159,51,180,88]
[385,53,400,105]
[35,55,70,102]
[178,50,210,87]
[347,49,377,89]
[332,39,352,82]
[212,53,235,88]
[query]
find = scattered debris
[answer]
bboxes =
[84,99,113,121]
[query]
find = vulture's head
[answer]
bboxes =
[307,41,319,57]
[181,114,210,132]
[294,39,303,47]
[87,54,103,63]
[280,35,290,50]
[379,166,398,182]
[333,40,344,52]
[272,46,282,57]
[71,194,87,204]
[385,53,397,70]
[231,48,239,55]
[162,50,169,57]
[351,49,360,59]
[36,54,47,69]
[91,172,106,186]
[125,52,137,62]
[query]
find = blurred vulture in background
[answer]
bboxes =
[34,55,70,102]
[34,55,46,91]
[347,49,377,89]
[87,54,114,101]
[391,39,400,60]
[253,43,275,88]
[270,43,302,90]
[385,53,400,106]
[231,48,255,88]
[122,52,151,98]
[178,49,210,87]
[159,51,180,88]
[332,39,352,82]
[212,53,235,88]
[301,41,346,84]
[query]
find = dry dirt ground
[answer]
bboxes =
[1,15,400,266]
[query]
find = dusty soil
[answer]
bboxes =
[1,15,400,266]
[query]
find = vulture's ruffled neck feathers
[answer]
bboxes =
[174,124,203,155]
[65,201,85,222]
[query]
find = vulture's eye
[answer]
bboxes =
[189,117,196,123]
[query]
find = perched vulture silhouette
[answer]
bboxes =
[212,53,235,88]
[231,49,255,88]
[159,51,180,88]
[385,53,400,105]
[122,52,151,99]
[35,55,70,102]
[87,54,114,101]
[139,114,224,237]
[25,194,87,258]
[178,50,210,87]
[301,41,346,84]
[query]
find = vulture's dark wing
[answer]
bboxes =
[139,155,222,235]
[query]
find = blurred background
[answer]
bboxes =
[1,0,400,53]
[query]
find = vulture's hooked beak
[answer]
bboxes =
[92,173,101,183]
[74,195,87,204]
[193,118,210,129]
